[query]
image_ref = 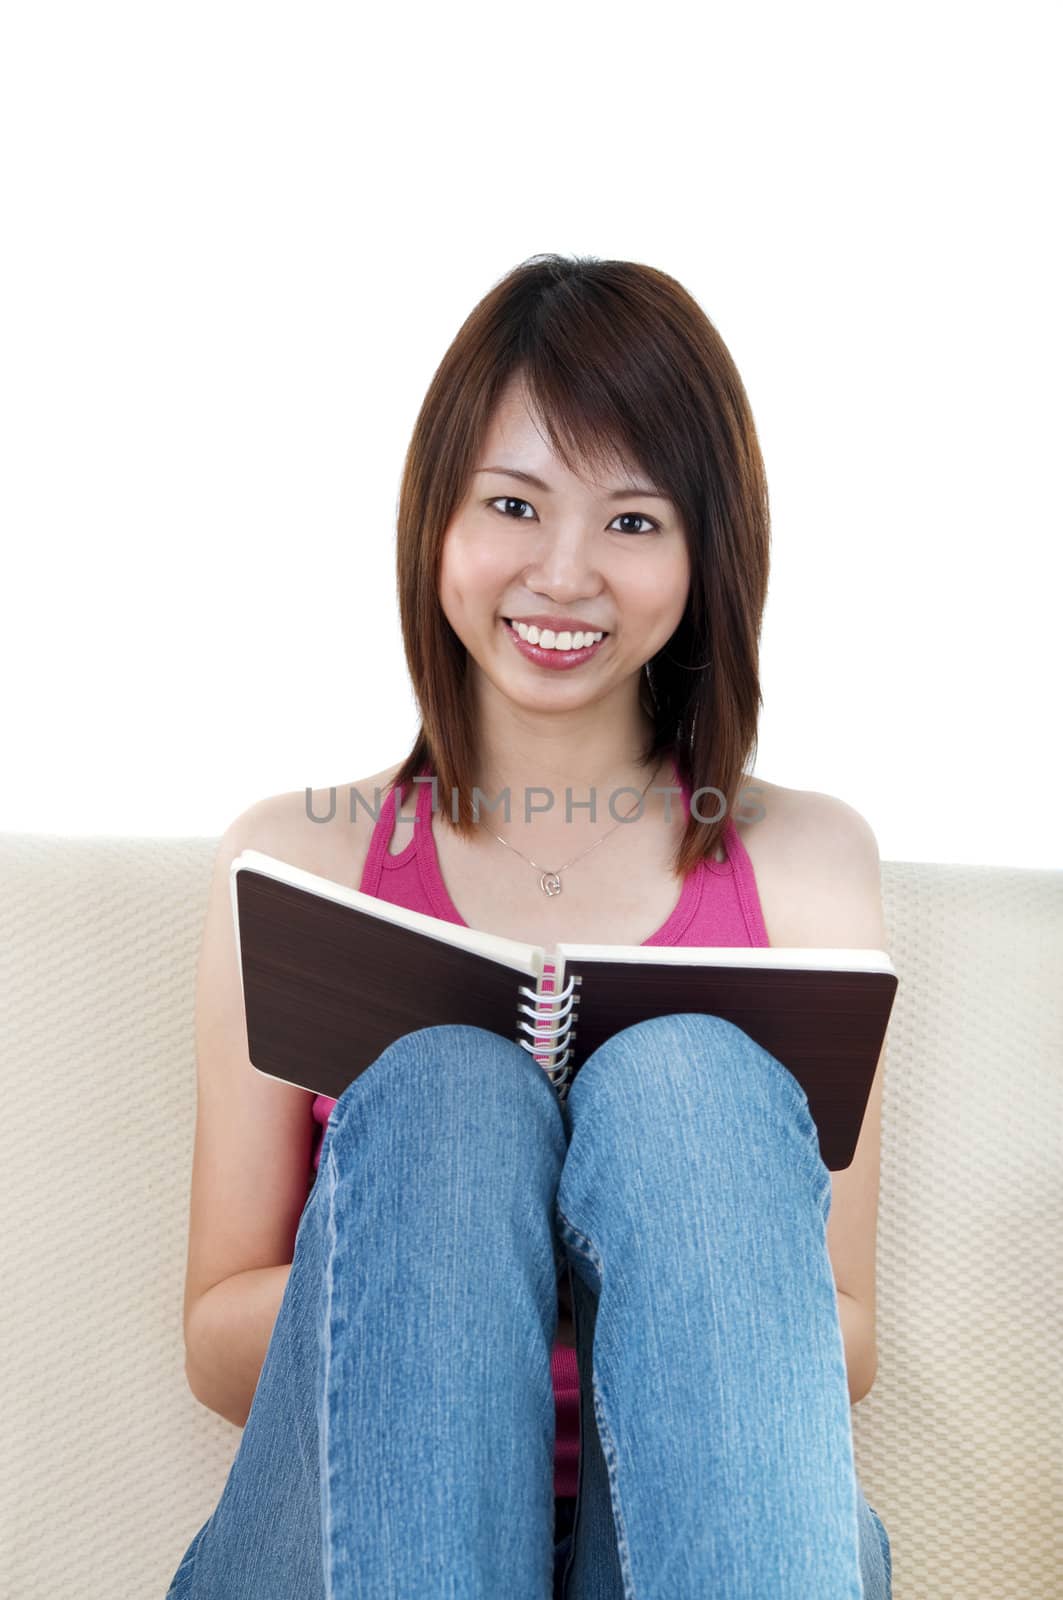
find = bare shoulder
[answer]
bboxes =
[739,777,885,948]
[742,776,880,858]
[250,760,407,885]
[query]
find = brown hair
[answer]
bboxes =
[390,252,770,879]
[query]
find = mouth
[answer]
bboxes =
[502,618,610,645]
[500,616,610,668]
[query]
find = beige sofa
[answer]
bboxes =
[1,833,1060,1598]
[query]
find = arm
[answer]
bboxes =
[836,1287,877,1407]
[185,1263,293,1428]
[760,791,886,1411]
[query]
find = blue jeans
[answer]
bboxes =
[166,1014,893,1598]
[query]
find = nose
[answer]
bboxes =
[522,521,605,601]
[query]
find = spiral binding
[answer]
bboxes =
[516,972,582,1102]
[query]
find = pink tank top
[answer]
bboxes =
[307,755,770,1498]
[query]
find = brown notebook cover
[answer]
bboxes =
[232,849,898,1171]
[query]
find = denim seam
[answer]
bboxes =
[554,1206,639,1600]
[555,1216,600,1287]
[755,1051,833,1211]
[166,1519,209,1595]
[868,1505,893,1589]
[320,1129,341,1597]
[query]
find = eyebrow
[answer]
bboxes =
[475,465,673,502]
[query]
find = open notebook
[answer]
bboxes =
[231,848,898,1172]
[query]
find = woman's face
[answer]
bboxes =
[438,380,691,713]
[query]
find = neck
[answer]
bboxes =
[472,736,669,825]
[465,749,682,854]
[470,668,665,800]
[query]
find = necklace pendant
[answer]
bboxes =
[540,872,562,897]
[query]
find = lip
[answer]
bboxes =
[500,616,608,670]
[504,614,609,635]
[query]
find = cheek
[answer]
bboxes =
[438,542,508,631]
[668,552,693,618]
[442,532,510,595]
[629,554,689,615]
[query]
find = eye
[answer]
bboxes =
[486,497,659,534]
[610,512,659,535]
[489,496,536,520]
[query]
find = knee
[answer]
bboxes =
[568,1011,809,1129]
[328,1023,565,1138]
[560,1013,828,1218]
[322,1024,567,1222]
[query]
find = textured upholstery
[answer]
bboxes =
[1,833,1060,1597]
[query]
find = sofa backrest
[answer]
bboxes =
[1,834,1059,1597]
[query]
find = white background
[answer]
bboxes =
[1,2,1059,865]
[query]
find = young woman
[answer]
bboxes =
[168,254,893,1598]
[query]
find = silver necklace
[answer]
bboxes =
[478,761,664,897]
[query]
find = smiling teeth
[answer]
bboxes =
[511,621,604,649]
